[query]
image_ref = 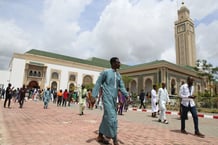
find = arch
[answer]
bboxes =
[197,84,201,95]
[33,71,37,76]
[38,71,41,77]
[144,78,152,95]
[130,80,137,94]
[51,72,59,79]
[69,83,75,91]
[51,81,57,91]
[171,79,176,95]
[83,75,92,85]
[28,80,39,89]
[69,74,76,81]
[29,70,33,76]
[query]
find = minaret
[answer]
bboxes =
[175,2,196,66]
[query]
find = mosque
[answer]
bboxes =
[0,4,212,96]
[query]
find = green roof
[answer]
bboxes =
[121,59,196,72]
[26,49,129,69]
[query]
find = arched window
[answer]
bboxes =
[69,74,76,81]
[51,72,59,79]
[130,80,137,94]
[83,75,92,85]
[33,71,37,76]
[38,71,41,77]
[171,79,176,95]
[29,70,33,76]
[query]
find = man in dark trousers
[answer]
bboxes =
[180,76,205,138]
[139,89,146,109]
[4,83,13,108]
[19,84,26,108]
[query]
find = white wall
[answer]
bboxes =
[9,56,103,91]
[10,58,26,88]
[0,70,10,89]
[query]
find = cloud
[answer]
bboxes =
[73,0,178,64]
[196,20,218,64]
[0,20,30,69]
[0,0,218,70]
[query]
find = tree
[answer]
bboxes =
[194,59,218,96]
[122,75,133,88]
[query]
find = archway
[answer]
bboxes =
[145,78,152,96]
[28,81,39,89]
[51,81,57,91]
[171,79,176,95]
[130,80,137,95]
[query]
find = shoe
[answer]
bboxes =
[96,136,109,144]
[113,140,119,145]
[163,120,169,124]
[158,119,161,122]
[181,130,188,134]
[195,132,205,138]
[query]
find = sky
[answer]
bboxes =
[0,0,218,70]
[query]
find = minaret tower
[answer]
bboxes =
[175,2,196,66]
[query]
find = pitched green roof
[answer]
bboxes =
[121,59,196,72]
[25,49,129,69]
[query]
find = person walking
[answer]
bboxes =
[92,57,129,145]
[62,89,68,107]
[4,83,13,108]
[139,89,146,109]
[78,84,87,115]
[18,84,26,108]
[151,85,158,117]
[57,89,63,106]
[158,82,170,124]
[179,76,205,138]
[43,87,51,109]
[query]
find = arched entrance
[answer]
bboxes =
[51,81,57,91]
[69,83,75,91]
[130,80,137,94]
[28,81,39,89]
[145,78,152,95]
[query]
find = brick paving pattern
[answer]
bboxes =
[0,100,218,145]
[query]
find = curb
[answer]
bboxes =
[128,108,218,119]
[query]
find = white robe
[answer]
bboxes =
[151,89,158,113]
[158,87,170,121]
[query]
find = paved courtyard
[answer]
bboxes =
[0,100,218,145]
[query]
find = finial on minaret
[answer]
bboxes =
[181,1,184,5]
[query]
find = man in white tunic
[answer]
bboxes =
[78,84,87,115]
[179,76,205,137]
[158,82,170,124]
[151,84,158,117]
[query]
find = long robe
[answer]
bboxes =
[151,89,158,113]
[92,69,128,138]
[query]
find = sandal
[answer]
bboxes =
[96,136,109,144]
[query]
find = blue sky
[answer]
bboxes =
[0,0,218,70]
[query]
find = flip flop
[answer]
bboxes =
[96,137,109,144]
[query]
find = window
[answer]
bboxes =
[51,72,59,79]
[69,74,76,81]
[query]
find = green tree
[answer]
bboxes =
[122,75,133,88]
[194,59,218,96]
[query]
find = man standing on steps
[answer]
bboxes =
[180,76,205,138]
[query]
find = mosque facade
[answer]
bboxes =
[0,4,211,96]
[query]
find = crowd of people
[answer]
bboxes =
[1,57,205,145]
